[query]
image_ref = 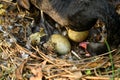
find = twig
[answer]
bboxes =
[83,76,120,80]
[31,46,73,75]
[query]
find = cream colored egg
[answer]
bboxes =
[68,29,89,42]
[50,34,71,55]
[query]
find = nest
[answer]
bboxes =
[0,0,120,80]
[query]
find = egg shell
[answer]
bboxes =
[51,34,71,55]
[68,29,89,42]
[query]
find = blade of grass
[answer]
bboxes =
[105,39,115,80]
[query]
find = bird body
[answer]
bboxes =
[79,42,107,56]
[31,0,104,31]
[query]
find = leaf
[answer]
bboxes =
[0,9,5,15]
[15,59,28,80]
[85,70,92,75]
[29,66,43,80]
[17,0,30,10]
[29,28,46,45]
[0,4,3,8]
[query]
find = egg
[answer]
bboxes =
[68,29,89,42]
[50,34,71,55]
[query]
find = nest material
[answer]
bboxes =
[0,0,120,80]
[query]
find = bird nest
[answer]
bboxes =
[0,0,120,80]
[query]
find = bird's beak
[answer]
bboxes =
[79,42,89,49]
